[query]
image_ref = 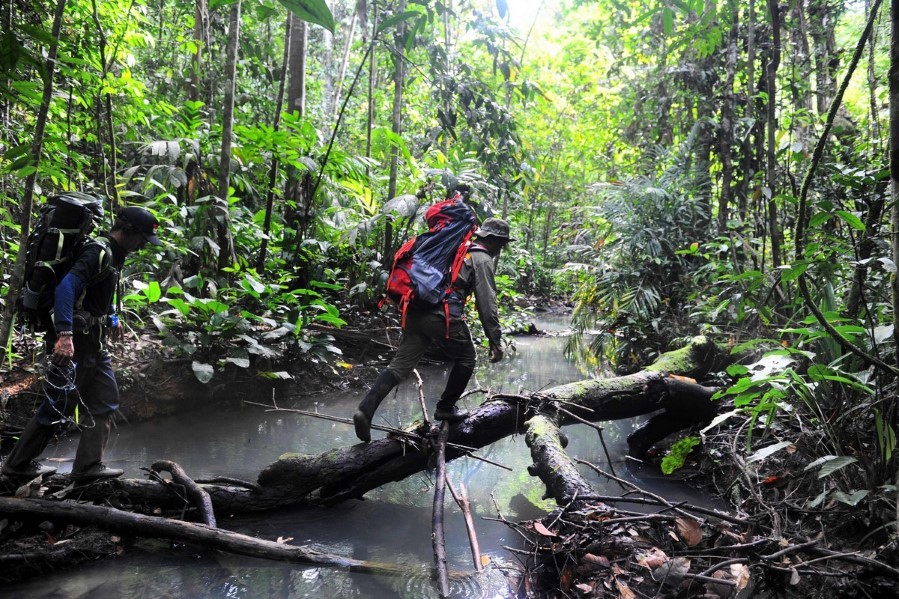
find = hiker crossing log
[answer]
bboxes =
[3,336,725,515]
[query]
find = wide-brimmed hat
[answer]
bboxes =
[476,218,515,242]
[117,206,162,246]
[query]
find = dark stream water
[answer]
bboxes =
[5,316,718,598]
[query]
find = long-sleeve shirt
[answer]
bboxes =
[450,245,502,348]
[52,235,123,352]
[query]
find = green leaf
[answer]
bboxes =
[831,490,869,506]
[146,281,162,303]
[662,7,674,35]
[377,10,421,35]
[834,210,865,231]
[780,261,808,282]
[804,455,858,478]
[277,0,335,33]
[192,361,215,384]
[660,436,700,474]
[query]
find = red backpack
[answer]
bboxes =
[380,194,478,334]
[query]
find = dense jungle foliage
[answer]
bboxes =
[0,0,897,547]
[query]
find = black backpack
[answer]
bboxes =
[18,192,112,331]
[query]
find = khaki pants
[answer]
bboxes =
[386,307,477,388]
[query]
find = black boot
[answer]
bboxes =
[433,400,468,422]
[353,370,399,443]
[71,416,123,481]
[1,417,57,478]
[433,363,474,423]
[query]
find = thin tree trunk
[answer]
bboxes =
[257,14,292,274]
[0,0,68,363]
[740,0,756,220]
[216,0,241,270]
[717,8,739,233]
[287,17,307,117]
[890,0,899,361]
[90,0,120,208]
[765,0,783,272]
[365,2,378,164]
[321,0,335,118]
[190,0,207,103]
[384,0,407,264]
[331,0,360,124]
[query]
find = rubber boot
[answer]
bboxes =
[1,416,57,478]
[353,370,399,443]
[433,363,474,423]
[71,416,123,481]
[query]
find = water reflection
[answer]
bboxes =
[5,315,718,598]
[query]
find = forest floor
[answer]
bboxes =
[1,305,897,597]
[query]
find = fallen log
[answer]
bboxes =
[12,336,725,514]
[0,497,403,575]
[524,414,595,505]
[151,460,217,527]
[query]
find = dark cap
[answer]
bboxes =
[117,206,162,246]
[475,218,515,242]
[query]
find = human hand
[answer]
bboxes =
[109,315,124,343]
[489,344,504,363]
[52,335,75,366]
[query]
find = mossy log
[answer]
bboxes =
[6,336,725,516]
[524,414,596,504]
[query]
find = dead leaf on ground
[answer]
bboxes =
[651,557,691,587]
[676,517,703,546]
[581,553,611,568]
[574,582,594,593]
[532,521,557,537]
[636,546,668,569]
[616,578,636,599]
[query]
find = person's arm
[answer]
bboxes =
[470,252,504,361]
[51,245,100,364]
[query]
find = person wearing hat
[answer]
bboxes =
[2,206,162,482]
[353,209,514,442]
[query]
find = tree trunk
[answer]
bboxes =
[257,13,293,273]
[765,0,783,273]
[32,337,724,513]
[890,0,899,360]
[717,9,739,233]
[365,2,378,165]
[189,0,208,103]
[216,0,241,271]
[331,0,361,124]
[0,0,68,364]
[0,497,404,575]
[740,0,757,220]
[384,0,407,264]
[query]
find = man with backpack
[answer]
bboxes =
[353,202,513,443]
[1,206,162,482]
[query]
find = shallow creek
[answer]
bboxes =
[6,317,720,598]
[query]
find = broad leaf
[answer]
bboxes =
[277,0,335,33]
[192,361,214,384]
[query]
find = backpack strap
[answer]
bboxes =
[73,236,115,311]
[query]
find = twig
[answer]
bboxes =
[554,405,618,479]
[576,459,702,523]
[244,401,512,471]
[432,422,451,597]
[413,369,431,426]
[446,476,483,572]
